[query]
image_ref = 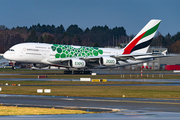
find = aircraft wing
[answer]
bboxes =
[47,51,172,68]
[47,56,102,67]
[111,49,171,61]
[47,53,165,64]
[134,54,168,60]
[81,53,154,61]
[48,58,71,64]
[47,56,101,63]
[110,53,153,61]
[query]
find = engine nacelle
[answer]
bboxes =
[100,57,116,66]
[69,59,86,68]
[33,63,48,68]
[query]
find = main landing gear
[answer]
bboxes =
[64,70,92,74]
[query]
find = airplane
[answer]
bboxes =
[3,19,164,74]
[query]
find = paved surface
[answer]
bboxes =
[1,111,180,120]
[1,77,180,84]
[1,94,180,119]
[1,83,180,87]
[0,69,179,76]
[0,70,180,119]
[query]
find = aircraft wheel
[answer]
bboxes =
[84,71,92,74]
[73,70,92,74]
[64,70,72,74]
[12,67,16,70]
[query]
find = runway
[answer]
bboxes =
[1,94,180,119]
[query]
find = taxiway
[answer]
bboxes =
[1,94,180,119]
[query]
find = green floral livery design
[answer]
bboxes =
[51,44,103,58]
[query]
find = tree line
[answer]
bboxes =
[0,24,180,53]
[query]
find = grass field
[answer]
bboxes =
[0,106,92,115]
[0,80,169,85]
[1,85,180,99]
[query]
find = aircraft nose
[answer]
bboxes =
[3,51,10,60]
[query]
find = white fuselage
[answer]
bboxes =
[3,43,152,68]
[4,43,122,63]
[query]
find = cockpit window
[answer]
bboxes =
[8,49,14,51]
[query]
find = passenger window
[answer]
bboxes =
[9,49,14,51]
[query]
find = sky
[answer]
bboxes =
[0,0,179,36]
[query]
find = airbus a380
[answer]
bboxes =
[4,19,165,74]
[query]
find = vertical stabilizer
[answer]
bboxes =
[123,19,161,54]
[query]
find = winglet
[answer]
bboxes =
[162,50,167,56]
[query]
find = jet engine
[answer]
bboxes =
[99,57,116,66]
[68,59,86,68]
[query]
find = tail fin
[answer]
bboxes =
[123,19,161,54]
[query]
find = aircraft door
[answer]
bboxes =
[19,50,23,57]
[19,48,27,57]
[42,49,49,58]
[42,52,46,58]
